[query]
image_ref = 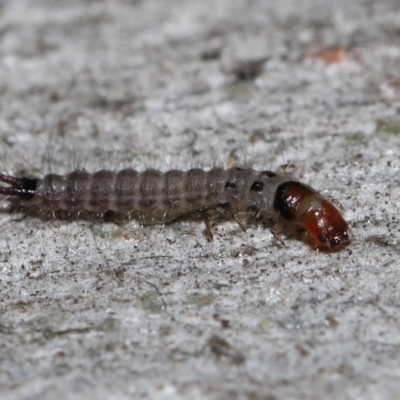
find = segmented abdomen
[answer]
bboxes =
[31,167,281,223]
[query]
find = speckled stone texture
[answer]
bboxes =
[1,0,400,399]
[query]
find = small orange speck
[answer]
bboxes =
[312,46,348,63]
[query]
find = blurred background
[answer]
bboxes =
[1,1,400,399]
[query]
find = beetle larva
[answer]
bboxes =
[0,167,350,251]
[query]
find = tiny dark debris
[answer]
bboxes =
[233,58,268,81]
[206,334,245,365]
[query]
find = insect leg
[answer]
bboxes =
[200,211,214,240]
[271,230,286,247]
[233,214,247,232]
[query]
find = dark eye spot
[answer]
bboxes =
[261,171,276,178]
[251,181,264,191]
[225,181,236,189]
[235,167,243,171]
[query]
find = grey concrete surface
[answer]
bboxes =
[1,0,400,399]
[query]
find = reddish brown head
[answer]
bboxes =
[274,181,350,251]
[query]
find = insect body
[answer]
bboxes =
[0,167,350,251]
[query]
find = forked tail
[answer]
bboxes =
[0,174,37,199]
